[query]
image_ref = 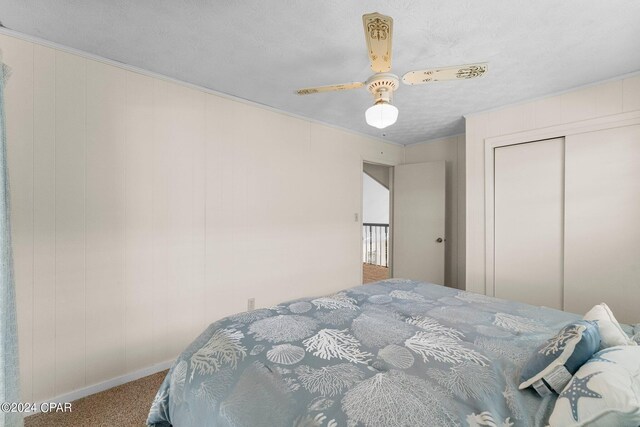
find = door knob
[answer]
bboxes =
[436,237,444,243]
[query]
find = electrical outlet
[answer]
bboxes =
[247,298,255,311]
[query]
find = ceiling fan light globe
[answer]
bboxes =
[365,102,398,129]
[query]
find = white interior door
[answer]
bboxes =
[393,161,445,284]
[493,138,564,309]
[564,125,640,323]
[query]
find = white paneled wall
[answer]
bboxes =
[0,33,403,402]
[465,74,640,294]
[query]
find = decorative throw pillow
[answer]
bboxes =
[583,303,636,348]
[620,322,635,338]
[519,320,600,396]
[549,346,640,426]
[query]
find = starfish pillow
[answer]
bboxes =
[549,346,640,426]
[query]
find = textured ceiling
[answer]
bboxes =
[1,1,639,144]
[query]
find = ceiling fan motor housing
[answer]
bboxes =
[366,73,399,104]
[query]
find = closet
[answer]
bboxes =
[491,125,640,322]
[494,138,564,310]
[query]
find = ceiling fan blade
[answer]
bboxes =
[402,63,488,85]
[296,82,364,95]
[362,12,393,73]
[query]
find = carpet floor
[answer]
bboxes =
[24,370,168,427]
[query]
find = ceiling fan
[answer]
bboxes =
[296,12,488,129]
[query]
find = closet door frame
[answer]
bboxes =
[483,110,640,297]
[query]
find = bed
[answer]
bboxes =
[147,279,587,427]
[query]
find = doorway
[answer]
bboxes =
[362,162,392,284]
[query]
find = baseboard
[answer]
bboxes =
[29,359,174,415]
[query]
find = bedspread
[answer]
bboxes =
[148,279,580,427]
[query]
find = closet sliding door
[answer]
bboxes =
[493,138,564,309]
[564,125,640,323]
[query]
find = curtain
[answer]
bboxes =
[0,56,22,427]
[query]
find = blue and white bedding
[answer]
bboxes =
[147,279,582,427]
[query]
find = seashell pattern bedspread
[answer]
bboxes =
[147,279,580,427]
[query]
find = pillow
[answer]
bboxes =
[620,322,635,337]
[549,346,640,426]
[519,320,600,396]
[583,303,636,348]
